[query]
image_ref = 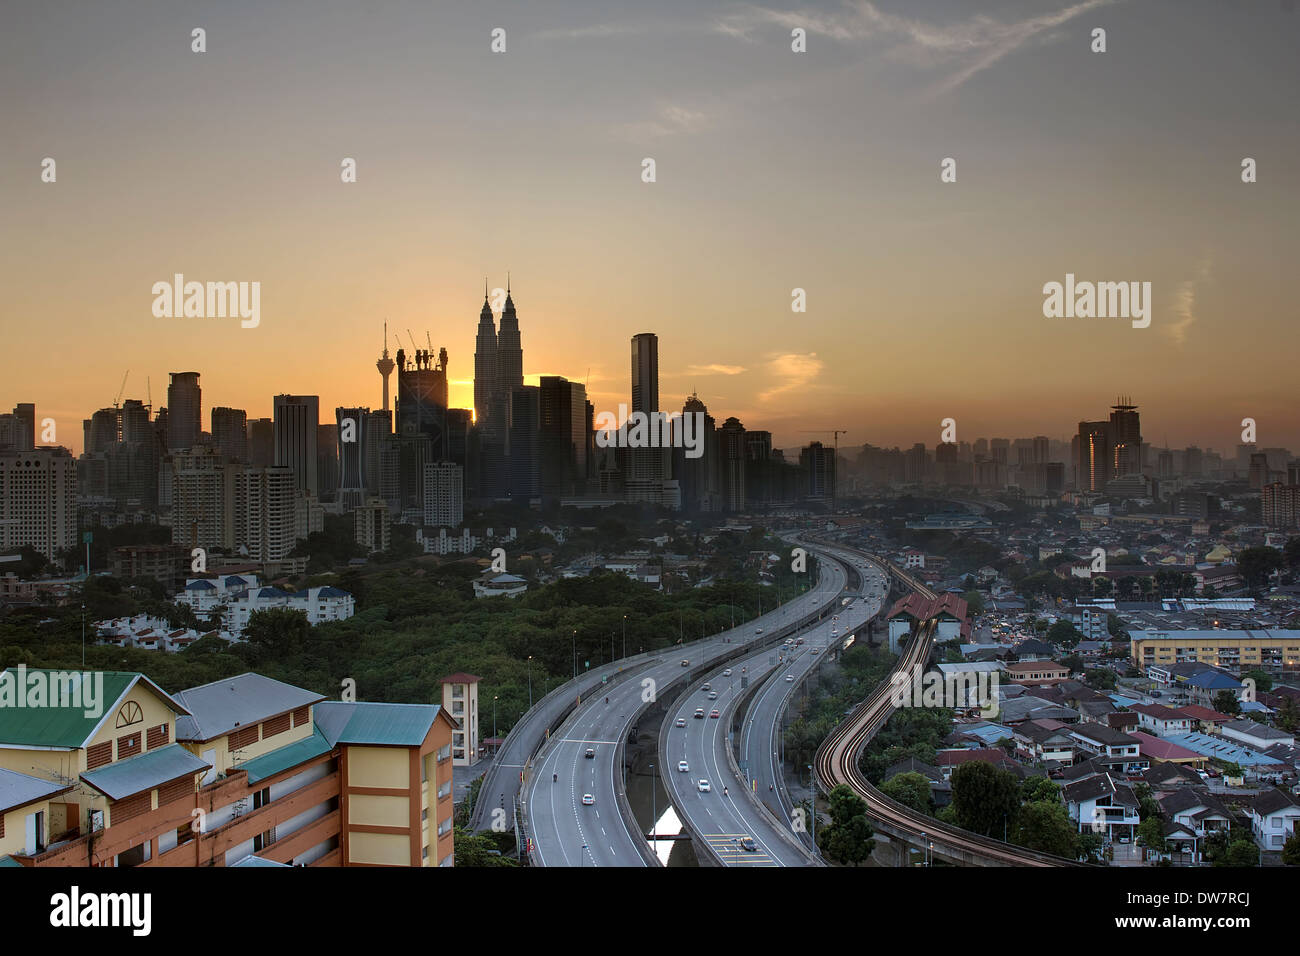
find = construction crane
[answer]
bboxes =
[113,370,130,408]
[803,429,848,513]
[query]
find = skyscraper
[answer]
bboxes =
[539,375,588,502]
[211,407,248,462]
[473,291,497,426]
[1077,420,1110,492]
[719,417,747,512]
[0,447,77,562]
[166,372,202,451]
[496,285,523,394]
[1109,398,1143,477]
[273,394,319,494]
[627,332,668,502]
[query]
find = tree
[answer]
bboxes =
[1213,690,1241,716]
[1244,669,1272,694]
[1020,775,1059,804]
[1136,816,1167,859]
[1046,620,1083,648]
[880,772,933,815]
[1015,800,1080,857]
[817,784,876,865]
[1085,667,1117,691]
[961,590,986,616]
[1276,696,1300,734]
[453,826,518,867]
[950,761,1021,838]
[1214,839,1260,867]
[1237,546,1283,589]
[1282,832,1300,866]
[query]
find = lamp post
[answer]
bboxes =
[493,695,498,745]
[527,656,533,708]
[572,630,577,681]
[622,614,627,659]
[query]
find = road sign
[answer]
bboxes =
[82,531,93,544]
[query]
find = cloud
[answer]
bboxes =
[715,0,1118,94]
[686,363,748,376]
[1163,254,1213,347]
[617,104,712,140]
[759,352,824,402]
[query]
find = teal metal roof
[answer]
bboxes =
[0,855,22,868]
[314,701,441,747]
[80,743,210,801]
[231,854,290,867]
[0,768,71,814]
[237,729,333,784]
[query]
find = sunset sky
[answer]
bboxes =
[2,0,1297,457]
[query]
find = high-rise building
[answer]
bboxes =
[169,447,237,553]
[239,465,297,561]
[248,418,274,467]
[273,394,319,494]
[676,392,717,512]
[719,417,747,512]
[1262,482,1299,529]
[1109,398,1143,477]
[336,407,369,510]
[627,332,669,502]
[473,292,497,427]
[539,376,588,501]
[1077,421,1110,492]
[495,286,523,394]
[211,407,248,462]
[505,385,540,501]
[800,441,836,502]
[394,346,449,456]
[316,423,338,499]
[423,461,464,527]
[0,448,78,563]
[354,497,391,553]
[166,372,202,451]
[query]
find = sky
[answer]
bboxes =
[2,0,1298,457]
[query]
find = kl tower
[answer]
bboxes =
[376,321,395,413]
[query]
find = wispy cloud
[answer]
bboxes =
[759,352,824,402]
[1164,253,1213,347]
[715,0,1118,95]
[686,363,747,376]
[617,104,712,140]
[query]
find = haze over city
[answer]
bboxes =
[3,0,1299,455]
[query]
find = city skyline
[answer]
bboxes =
[3,1,1299,453]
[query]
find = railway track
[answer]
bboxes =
[812,544,1085,867]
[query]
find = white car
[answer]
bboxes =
[581,793,595,806]
[675,717,686,727]
[678,760,689,772]
[723,668,732,677]
[707,691,718,700]
[785,674,795,682]
[697,779,711,793]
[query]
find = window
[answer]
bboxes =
[116,733,141,760]
[437,817,452,836]
[253,787,271,810]
[146,723,169,750]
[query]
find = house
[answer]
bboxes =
[1129,703,1193,738]
[933,748,1022,781]
[1004,660,1070,687]
[1130,731,1205,768]
[882,758,951,808]
[1175,705,1233,734]
[1069,725,1147,774]
[1012,639,1057,663]
[1013,720,1077,765]
[1156,789,1232,863]
[1248,789,1300,852]
[885,592,969,654]
[472,571,528,599]
[1220,720,1295,751]
[1062,773,1141,843]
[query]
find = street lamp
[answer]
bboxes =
[622,614,627,659]
[527,656,533,708]
[493,695,498,745]
[572,630,577,681]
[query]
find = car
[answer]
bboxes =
[723,668,732,677]
[811,648,820,655]
[739,836,758,852]
[697,779,711,792]
[680,659,690,667]
[702,683,711,691]
[675,717,686,727]
[785,674,795,682]
[755,627,763,634]
[707,691,718,700]
[795,638,805,645]
[584,748,595,759]
[709,710,721,719]
[677,760,689,772]
[694,708,705,719]
[581,794,595,806]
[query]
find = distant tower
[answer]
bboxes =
[496,279,523,392]
[376,321,395,414]
[474,283,498,426]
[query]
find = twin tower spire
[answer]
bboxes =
[473,279,523,425]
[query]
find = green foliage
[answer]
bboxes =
[961,590,986,616]
[1243,669,1272,694]
[1236,546,1283,589]
[1046,620,1083,648]
[1020,775,1059,804]
[1214,839,1260,867]
[816,784,875,865]
[1213,690,1241,716]
[1136,816,1167,855]
[1015,800,1080,857]
[880,772,933,815]
[1084,667,1117,690]
[950,761,1020,839]
[453,826,518,867]
[1282,832,1300,866]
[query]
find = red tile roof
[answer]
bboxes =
[886,592,969,624]
[439,672,482,684]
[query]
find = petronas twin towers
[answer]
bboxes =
[473,283,524,429]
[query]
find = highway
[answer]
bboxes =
[657,549,886,866]
[524,551,849,867]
